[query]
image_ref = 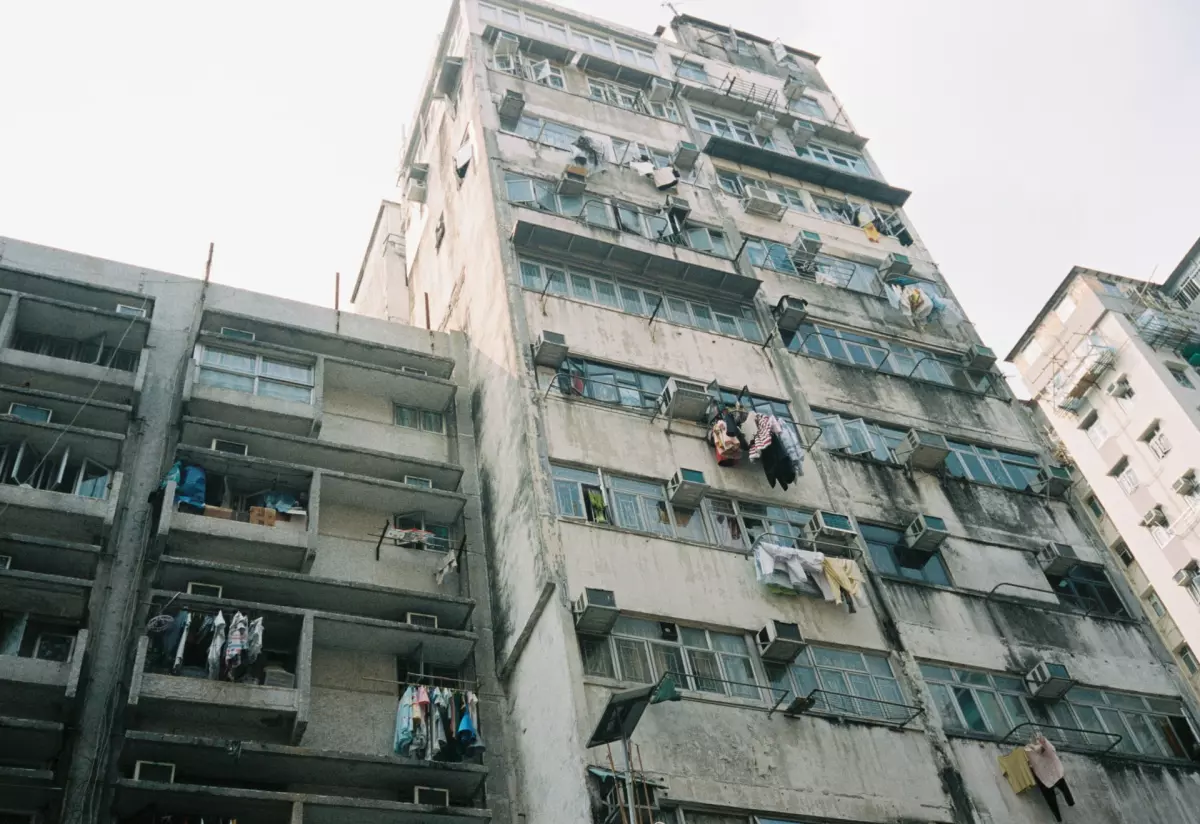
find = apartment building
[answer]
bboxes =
[0,237,501,824]
[353,2,1200,823]
[1012,238,1200,708]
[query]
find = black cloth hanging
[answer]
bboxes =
[760,439,795,490]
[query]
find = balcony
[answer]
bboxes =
[702,135,910,206]
[162,448,315,571]
[323,356,458,414]
[0,532,101,579]
[0,624,88,719]
[0,473,121,544]
[0,294,148,403]
[1053,344,1116,409]
[0,383,132,433]
[510,204,759,300]
[0,715,64,767]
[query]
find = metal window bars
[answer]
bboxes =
[659,669,792,712]
[774,687,924,727]
[984,582,1125,621]
[1000,721,1123,755]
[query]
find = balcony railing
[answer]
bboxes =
[1000,721,1122,755]
[779,687,924,728]
[1052,345,1116,409]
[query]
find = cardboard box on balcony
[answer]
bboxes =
[203,505,234,520]
[249,507,277,527]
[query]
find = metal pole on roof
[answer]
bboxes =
[204,242,214,283]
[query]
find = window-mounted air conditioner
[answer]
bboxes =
[652,166,680,191]
[672,140,700,170]
[7,403,52,423]
[558,163,588,195]
[574,587,619,634]
[494,31,521,56]
[1141,506,1168,528]
[879,253,912,278]
[657,377,713,422]
[1106,377,1131,398]
[666,195,691,221]
[757,620,805,663]
[1025,661,1074,701]
[804,510,857,546]
[753,110,778,136]
[133,760,176,784]
[187,582,223,599]
[1038,542,1080,576]
[771,39,788,63]
[435,56,464,98]
[1031,462,1072,497]
[407,164,429,204]
[667,468,708,508]
[210,438,249,456]
[789,230,822,264]
[904,514,949,554]
[1173,562,1198,587]
[0,554,11,570]
[499,89,526,120]
[415,786,451,807]
[965,344,997,371]
[645,77,673,103]
[772,295,808,333]
[894,429,950,471]
[1175,470,1198,497]
[741,186,786,220]
[783,73,808,101]
[790,119,817,147]
[406,612,439,629]
[533,331,569,369]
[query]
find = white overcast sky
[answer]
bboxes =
[2,0,1198,356]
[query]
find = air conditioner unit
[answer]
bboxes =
[1174,470,1198,496]
[753,110,778,136]
[645,77,673,102]
[652,166,680,190]
[666,195,691,220]
[404,475,434,488]
[7,402,53,423]
[790,230,822,264]
[667,468,708,507]
[672,140,700,170]
[262,666,296,688]
[894,429,950,471]
[1141,506,1168,528]
[879,253,912,278]
[557,164,588,195]
[783,73,807,101]
[1038,542,1080,576]
[415,786,451,807]
[1031,463,1072,497]
[574,587,619,634]
[1106,377,1130,398]
[435,56,464,97]
[133,761,176,784]
[210,438,249,456]
[756,620,806,663]
[186,582,223,599]
[804,510,857,546]
[741,186,786,220]
[965,344,997,371]
[790,119,817,147]
[657,377,713,422]
[494,31,521,55]
[904,514,949,553]
[0,555,11,570]
[1173,562,1198,587]
[533,331,569,368]
[772,295,809,333]
[406,163,429,204]
[1025,661,1075,701]
[498,89,526,120]
[406,612,439,629]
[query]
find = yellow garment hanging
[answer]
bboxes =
[862,222,882,243]
[998,748,1036,794]
[821,558,862,605]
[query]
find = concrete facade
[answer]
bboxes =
[353,3,1200,824]
[0,237,502,824]
[1012,243,1200,708]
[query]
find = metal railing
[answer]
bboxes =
[662,669,791,711]
[1000,721,1123,754]
[777,688,924,728]
[984,581,1126,621]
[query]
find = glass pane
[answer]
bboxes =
[721,654,759,699]
[571,274,595,301]
[865,656,894,677]
[580,636,615,678]
[612,492,645,531]
[953,687,989,733]
[847,672,881,717]
[594,280,620,308]
[976,691,1009,736]
[554,480,585,518]
[818,670,855,715]
[651,644,686,684]
[261,359,313,384]
[690,303,715,331]
[421,411,444,432]
[520,261,543,288]
[201,348,256,373]
[812,648,865,671]
[258,380,312,403]
[687,649,724,693]
[76,463,110,499]
[614,638,652,683]
[672,506,709,543]
[1096,707,1135,753]
[929,683,963,730]
[197,368,255,394]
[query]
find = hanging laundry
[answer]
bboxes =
[998,747,1036,794]
[775,421,805,477]
[171,611,192,675]
[429,688,450,759]
[435,547,460,586]
[223,612,249,680]
[465,691,485,755]
[247,617,264,664]
[585,489,609,524]
[741,411,759,446]
[394,686,416,755]
[755,542,808,592]
[711,419,742,466]
[759,437,795,490]
[862,222,882,243]
[206,611,226,680]
[1025,734,1072,822]
[173,463,207,509]
[822,558,863,610]
[748,415,775,462]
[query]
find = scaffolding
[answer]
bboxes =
[1126,282,1200,358]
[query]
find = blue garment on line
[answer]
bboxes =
[174,463,207,509]
[394,686,415,755]
[456,694,485,754]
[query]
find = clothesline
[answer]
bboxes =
[362,675,505,700]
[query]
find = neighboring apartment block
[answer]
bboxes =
[0,237,500,824]
[354,2,1200,823]
[1012,237,1200,708]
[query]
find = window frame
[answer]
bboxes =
[394,404,446,433]
[196,344,315,405]
[797,140,871,176]
[766,645,906,722]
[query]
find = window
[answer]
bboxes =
[1023,340,1043,364]
[1046,565,1129,618]
[785,323,1002,397]
[944,442,1042,491]
[1146,590,1167,618]
[862,524,950,586]
[745,237,800,275]
[707,499,810,550]
[1111,457,1139,494]
[7,404,52,423]
[499,114,581,152]
[1083,413,1109,448]
[395,405,445,433]
[554,358,666,412]
[115,303,147,317]
[1141,423,1172,459]
[672,58,708,83]
[394,514,452,551]
[766,646,906,721]
[692,109,774,149]
[789,96,825,120]
[197,346,314,404]
[716,171,807,211]
[1151,524,1175,548]
[813,254,881,296]
[1169,365,1195,389]
[1054,295,1077,322]
[551,464,608,523]
[12,332,139,372]
[611,140,673,168]
[1111,539,1135,567]
[1177,274,1200,309]
[796,141,871,176]
[521,261,763,341]
[811,194,857,225]
[1181,645,1199,676]
[529,59,566,89]
[1084,495,1105,519]
[587,77,642,110]
[581,616,760,699]
[813,410,905,464]
[1098,280,1126,297]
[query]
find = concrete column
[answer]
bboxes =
[0,295,20,350]
[291,612,314,745]
[311,355,326,438]
[302,471,321,574]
